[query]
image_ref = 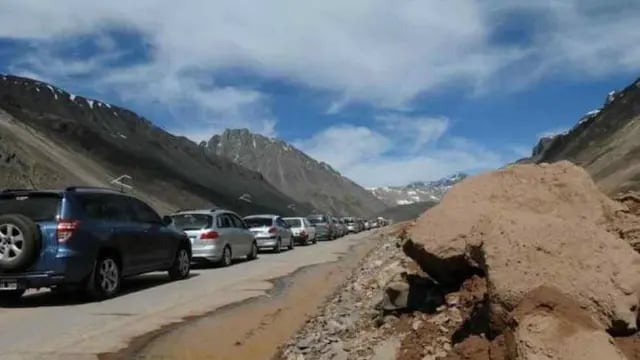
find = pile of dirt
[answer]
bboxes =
[404,161,640,358]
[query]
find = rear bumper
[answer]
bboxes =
[256,237,278,249]
[192,244,224,262]
[0,271,67,289]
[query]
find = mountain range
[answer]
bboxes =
[367,173,467,206]
[519,76,640,195]
[0,74,311,216]
[206,129,386,217]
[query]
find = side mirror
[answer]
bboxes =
[162,215,173,226]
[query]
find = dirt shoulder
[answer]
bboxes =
[101,228,394,360]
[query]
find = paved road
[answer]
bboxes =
[0,230,379,360]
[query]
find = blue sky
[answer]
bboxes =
[1,1,639,187]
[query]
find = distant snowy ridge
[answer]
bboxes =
[368,173,467,206]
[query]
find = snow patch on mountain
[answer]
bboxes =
[368,173,467,206]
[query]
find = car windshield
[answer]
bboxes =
[171,214,212,230]
[0,194,61,221]
[284,218,302,227]
[244,217,273,228]
[307,215,327,224]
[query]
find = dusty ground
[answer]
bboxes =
[0,229,389,360]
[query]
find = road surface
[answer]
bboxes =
[0,229,384,360]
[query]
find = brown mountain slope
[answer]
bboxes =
[206,129,387,217]
[520,76,640,194]
[0,75,311,216]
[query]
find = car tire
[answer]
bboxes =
[312,236,317,245]
[288,237,295,250]
[247,241,258,261]
[273,238,282,253]
[86,255,121,300]
[218,246,232,267]
[0,214,41,271]
[168,246,190,280]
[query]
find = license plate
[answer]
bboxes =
[0,280,17,290]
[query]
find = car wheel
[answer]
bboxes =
[168,246,190,280]
[0,214,41,272]
[312,236,317,245]
[219,246,232,267]
[288,237,295,250]
[273,238,282,253]
[247,241,258,261]
[86,256,121,300]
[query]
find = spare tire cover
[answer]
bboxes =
[0,214,41,271]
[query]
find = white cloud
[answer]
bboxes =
[295,118,510,187]
[376,115,449,152]
[3,0,638,112]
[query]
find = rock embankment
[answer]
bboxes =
[280,161,640,359]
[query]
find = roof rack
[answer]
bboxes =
[65,186,123,193]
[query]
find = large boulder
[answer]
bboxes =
[406,161,640,333]
[505,287,628,360]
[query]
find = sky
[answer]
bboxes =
[0,1,639,187]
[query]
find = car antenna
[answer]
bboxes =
[110,175,133,193]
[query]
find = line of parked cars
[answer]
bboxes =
[0,187,384,303]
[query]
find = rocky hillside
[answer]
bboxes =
[368,173,467,206]
[0,74,311,216]
[373,201,438,222]
[206,129,387,217]
[520,76,640,195]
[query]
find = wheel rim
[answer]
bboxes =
[0,224,24,261]
[98,258,119,293]
[178,249,189,275]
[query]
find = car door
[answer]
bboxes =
[229,213,251,255]
[304,218,316,240]
[216,213,234,256]
[127,197,172,269]
[276,217,291,245]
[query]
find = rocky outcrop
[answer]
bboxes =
[0,75,309,215]
[505,287,628,360]
[368,173,467,207]
[206,129,387,217]
[406,161,640,334]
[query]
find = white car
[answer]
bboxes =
[244,214,294,253]
[284,217,317,245]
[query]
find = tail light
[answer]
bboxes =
[300,230,307,238]
[200,231,219,240]
[268,227,277,234]
[57,220,80,243]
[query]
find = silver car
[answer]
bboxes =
[244,215,294,253]
[284,217,317,245]
[170,209,258,267]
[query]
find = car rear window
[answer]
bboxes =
[244,217,273,228]
[284,218,302,227]
[308,215,327,224]
[171,214,212,230]
[0,194,61,221]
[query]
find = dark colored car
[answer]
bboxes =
[0,187,191,303]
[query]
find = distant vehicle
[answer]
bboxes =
[364,220,371,230]
[307,214,336,240]
[334,218,347,237]
[283,217,317,245]
[170,209,258,267]
[244,215,293,253]
[0,187,191,303]
[343,217,359,233]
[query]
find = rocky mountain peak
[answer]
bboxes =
[368,173,468,206]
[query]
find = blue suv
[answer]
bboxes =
[0,187,192,302]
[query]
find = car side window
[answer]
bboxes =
[229,214,247,229]
[79,194,133,222]
[217,214,232,228]
[277,218,288,228]
[129,198,162,224]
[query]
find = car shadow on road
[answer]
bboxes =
[5,273,200,308]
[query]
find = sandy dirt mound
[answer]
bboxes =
[505,287,628,360]
[406,161,640,333]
